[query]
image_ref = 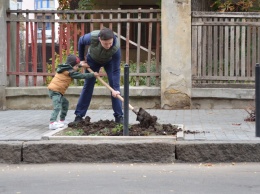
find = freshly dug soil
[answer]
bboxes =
[63,116,182,136]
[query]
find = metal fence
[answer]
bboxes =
[192,12,260,88]
[6,8,161,87]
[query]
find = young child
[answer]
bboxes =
[47,54,99,130]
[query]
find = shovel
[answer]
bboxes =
[87,67,157,126]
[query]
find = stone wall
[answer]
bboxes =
[4,86,255,110]
[5,86,161,110]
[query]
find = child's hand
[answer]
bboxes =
[93,72,99,77]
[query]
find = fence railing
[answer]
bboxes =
[192,12,260,87]
[6,8,161,87]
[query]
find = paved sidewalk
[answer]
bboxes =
[0,109,257,141]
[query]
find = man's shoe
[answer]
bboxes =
[49,122,64,130]
[74,115,83,122]
[115,116,124,124]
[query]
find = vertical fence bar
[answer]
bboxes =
[117,8,121,65]
[246,22,251,77]
[219,17,224,77]
[66,23,70,55]
[100,12,104,29]
[146,8,153,86]
[213,17,218,77]
[126,12,130,65]
[155,11,160,86]
[109,11,113,29]
[252,19,256,77]
[235,19,240,77]
[117,8,121,42]
[33,22,38,86]
[51,14,55,73]
[59,21,63,63]
[230,18,235,77]
[6,12,10,81]
[73,15,77,55]
[191,16,198,83]
[42,18,47,83]
[207,17,212,82]
[90,13,94,31]
[30,21,34,81]
[123,64,129,136]
[16,17,20,86]
[224,18,229,77]
[66,14,70,55]
[202,18,206,83]
[25,12,29,86]
[241,19,246,77]
[81,13,85,36]
[136,8,141,86]
[255,63,260,137]
[197,18,202,80]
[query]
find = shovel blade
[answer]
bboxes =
[136,108,157,127]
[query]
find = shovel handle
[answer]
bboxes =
[87,67,135,111]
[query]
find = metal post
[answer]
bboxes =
[123,64,129,136]
[256,63,260,137]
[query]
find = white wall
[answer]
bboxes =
[21,0,59,43]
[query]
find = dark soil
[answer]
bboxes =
[66,116,183,136]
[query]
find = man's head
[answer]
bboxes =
[66,54,80,67]
[99,28,114,50]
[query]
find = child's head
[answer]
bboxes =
[66,54,80,70]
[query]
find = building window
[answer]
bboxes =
[37,15,51,30]
[36,15,53,41]
[35,0,55,9]
[17,0,23,9]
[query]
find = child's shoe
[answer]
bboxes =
[49,121,64,130]
[58,119,70,125]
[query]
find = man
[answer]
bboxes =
[74,27,124,124]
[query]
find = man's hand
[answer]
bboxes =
[112,90,120,98]
[80,61,90,68]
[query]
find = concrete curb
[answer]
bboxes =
[0,141,23,163]
[176,141,260,163]
[22,139,176,163]
[1,140,260,163]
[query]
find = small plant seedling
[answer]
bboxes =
[65,129,84,136]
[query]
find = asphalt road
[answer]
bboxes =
[0,163,260,194]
